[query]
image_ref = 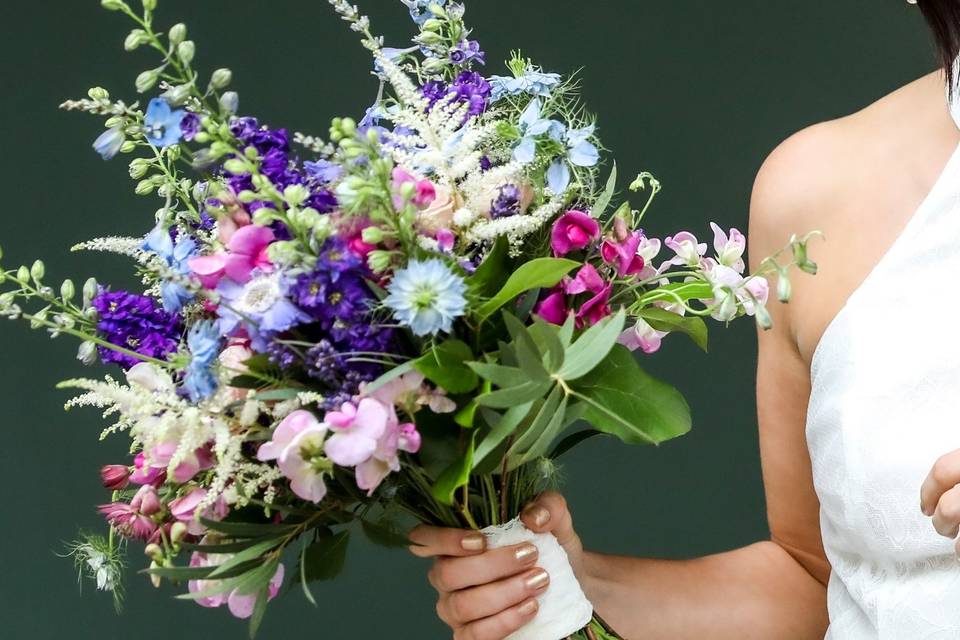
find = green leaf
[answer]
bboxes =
[297,531,350,584]
[467,236,510,297]
[143,559,264,581]
[414,339,478,394]
[248,588,270,639]
[476,379,552,408]
[557,312,576,348]
[363,359,417,396]
[636,307,709,352]
[432,431,477,505]
[248,388,304,402]
[473,402,534,471]
[527,319,565,373]
[639,281,714,306]
[360,518,414,549]
[557,310,626,381]
[476,258,580,320]
[454,379,491,428]
[508,385,563,458]
[200,517,299,538]
[207,538,284,579]
[591,162,617,219]
[502,313,549,379]
[181,536,279,554]
[515,394,569,468]
[549,429,605,460]
[177,558,278,601]
[570,345,691,445]
[467,362,528,389]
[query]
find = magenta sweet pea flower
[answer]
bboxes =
[129,451,166,486]
[565,263,605,295]
[535,290,569,325]
[551,210,599,256]
[189,224,275,288]
[98,485,161,541]
[100,464,130,490]
[535,263,611,327]
[575,283,612,328]
[392,167,438,208]
[601,233,646,277]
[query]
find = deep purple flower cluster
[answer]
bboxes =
[180,113,201,141]
[490,184,522,218]
[92,290,182,369]
[422,71,491,120]
[227,117,337,213]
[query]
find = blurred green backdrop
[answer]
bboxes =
[0,0,935,637]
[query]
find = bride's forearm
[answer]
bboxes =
[579,542,828,640]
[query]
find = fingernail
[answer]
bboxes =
[515,544,538,564]
[518,599,539,616]
[527,506,550,528]
[461,533,485,551]
[524,569,550,592]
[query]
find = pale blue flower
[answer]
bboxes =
[143,98,186,148]
[546,124,600,194]
[512,99,564,164]
[143,224,196,313]
[93,126,125,160]
[216,271,312,351]
[184,320,221,401]
[384,259,467,337]
[401,0,447,25]
[489,68,562,102]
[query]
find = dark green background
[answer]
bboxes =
[0,1,934,637]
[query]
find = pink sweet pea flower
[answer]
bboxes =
[565,263,605,295]
[601,233,646,277]
[129,452,166,487]
[436,228,456,253]
[188,549,284,618]
[636,235,663,280]
[618,318,668,354]
[356,419,421,495]
[662,231,707,270]
[705,263,770,321]
[324,399,389,467]
[169,488,229,536]
[98,485,160,541]
[188,224,275,288]
[551,210,600,256]
[257,410,320,462]
[148,442,215,484]
[575,284,612,328]
[260,410,330,503]
[392,167,438,208]
[709,222,747,274]
[100,464,130,490]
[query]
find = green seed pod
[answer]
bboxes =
[168,23,187,46]
[210,68,232,90]
[30,260,45,282]
[177,41,196,65]
[135,69,160,93]
[60,279,76,301]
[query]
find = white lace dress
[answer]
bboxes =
[807,86,960,638]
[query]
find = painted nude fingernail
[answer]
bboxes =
[525,569,550,591]
[461,533,485,551]
[515,544,538,563]
[518,599,539,616]
[526,506,550,528]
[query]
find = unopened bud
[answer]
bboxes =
[77,340,98,365]
[755,305,773,330]
[60,279,75,301]
[16,266,29,282]
[100,0,128,11]
[361,226,384,244]
[144,543,163,562]
[177,40,196,65]
[83,277,99,306]
[219,91,239,115]
[100,464,129,490]
[222,158,248,175]
[129,158,150,180]
[124,29,149,51]
[252,209,275,226]
[135,179,157,196]
[161,83,191,106]
[30,260,45,282]
[119,140,137,154]
[367,250,392,274]
[209,68,232,90]
[421,18,443,31]
[141,0,157,11]
[169,522,188,544]
[135,69,160,93]
[777,275,791,303]
[422,57,448,74]
[88,87,110,101]
[149,561,162,588]
[168,23,187,46]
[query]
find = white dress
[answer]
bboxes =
[807,83,960,638]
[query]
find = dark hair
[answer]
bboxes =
[919,0,960,85]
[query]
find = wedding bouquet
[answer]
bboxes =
[0,0,815,637]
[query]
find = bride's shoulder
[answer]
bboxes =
[749,72,942,253]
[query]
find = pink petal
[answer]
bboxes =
[227,224,275,257]
[535,290,568,325]
[188,254,227,289]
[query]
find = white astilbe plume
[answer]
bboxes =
[71,237,145,260]
[466,195,568,255]
[459,160,526,214]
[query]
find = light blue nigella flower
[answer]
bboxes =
[216,271,312,351]
[401,0,447,25]
[489,68,562,102]
[546,124,600,194]
[512,98,565,165]
[184,320,221,401]
[384,259,467,337]
[93,126,125,160]
[143,223,197,313]
[143,98,186,148]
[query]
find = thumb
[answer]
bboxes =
[521,491,581,555]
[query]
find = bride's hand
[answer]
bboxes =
[921,452,960,548]
[409,492,583,640]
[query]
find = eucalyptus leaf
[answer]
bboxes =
[527,319,565,373]
[414,339,478,394]
[557,310,626,381]
[248,588,270,639]
[473,402,534,471]
[296,531,350,584]
[508,385,562,458]
[591,162,617,219]
[200,517,299,538]
[516,394,570,468]
[476,379,552,408]
[467,362,528,388]
[476,258,579,320]
[207,538,284,579]
[360,518,414,549]
[549,429,605,460]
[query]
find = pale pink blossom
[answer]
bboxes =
[662,231,707,270]
[618,318,667,354]
[277,424,330,503]
[709,222,747,274]
[257,411,322,462]
[188,549,284,618]
[169,488,229,536]
[705,263,769,321]
[98,485,160,541]
[324,399,389,467]
[189,224,275,288]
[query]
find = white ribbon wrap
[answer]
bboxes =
[482,518,594,640]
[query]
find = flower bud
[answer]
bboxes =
[222,158,249,175]
[144,543,163,562]
[100,0,129,11]
[755,305,773,330]
[219,91,239,115]
[776,275,791,303]
[169,521,188,544]
[16,265,29,282]
[128,158,150,180]
[88,87,110,101]
[799,259,818,276]
[266,241,297,265]
[77,340,98,365]
[340,117,357,137]
[60,279,75,301]
[421,57,449,75]
[252,209,275,226]
[119,140,137,154]
[361,226,384,244]
[237,190,258,204]
[399,181,416,201]
[168,23,187,45]
[124,29,149,51]
[83,277,99,306]
[417,31,444,46]
[142,0,156,11]
[100,464,130,490]
[177,40,196,65]
[283,184,309,207]
[427,4,447,17]
[135,69,160,93]
[30,260,45,282]
[209,68,232,90]
[149,561,162,588]
[135,179,157,196]
[367,250,392,273]
[421,18,443,31]
[161,83,191,106]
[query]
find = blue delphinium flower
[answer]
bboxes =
[184,321,221,401]
[490,184,522,218]
[512,98,564,164]
[489,67,562,102]
[384,259,467,337]
[449,40,485,66]
[401,0,447,25]
[93,126,125,160]
[216,271,312,351]
[142,223,197,313]
[546,124,600,194]
[143,98,187,148]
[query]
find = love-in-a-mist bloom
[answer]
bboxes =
[258,411,330,503]
[384,259,467,336]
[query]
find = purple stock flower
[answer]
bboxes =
[490,184,521,218]
[92,290,182,369]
